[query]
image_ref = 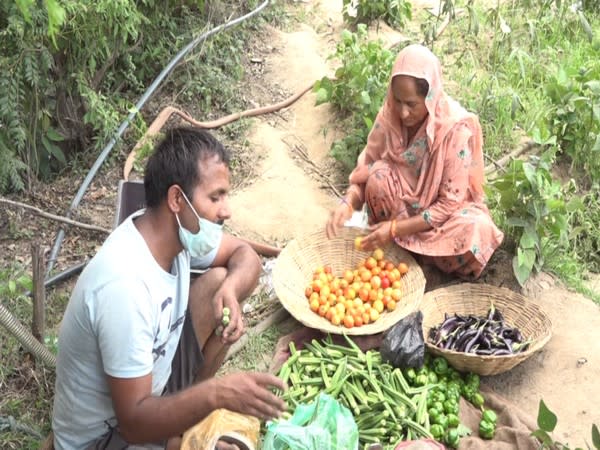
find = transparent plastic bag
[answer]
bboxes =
[180,408,260,450]
[262,393,359,450]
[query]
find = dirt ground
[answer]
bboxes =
[225,0,600,446]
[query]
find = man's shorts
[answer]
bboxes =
[87,313,204,450]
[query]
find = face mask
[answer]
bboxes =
[175,190,223,258]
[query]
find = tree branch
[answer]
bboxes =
[0,197,110,234]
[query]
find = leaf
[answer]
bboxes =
[530,429,554,446]
[315,87,330,105]
[537,399,558,432]
[360,91,371,105]
[8,280,16,294]
[520,227,538,249]
[42,136,67,164]
[44,0,67,46]
[15,0,35,23]
[518,247,536,270]
[506,217,529,228]
[512,255,532,286]
[46,127,64,142]
[592,423,600,449]
[592,134,600,153]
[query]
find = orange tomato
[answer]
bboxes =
[391,288,402,301]
[382,295,391,307]
[354,315,364,327]
[387,299,397,311]
[398,262,409,275]
[368,289,378,302]
[365,257,377,270]
[343,314,355,328]
[312,279,323,293]
[369,308,380,322]
[331,314,341,326]
[346,287,357,300]
[310,299,320,312]
[370,275,381,289]
[336,303,346,315]
[373,300,385,313]
[305,286,313,298]
[325,308,334,321]
[309,292,319,304]
[318,304,329,317]
[360,270,372,282]
[361,312,371,325]
[344,270,354,283]
[373,248,384,261]
[384,261,395,271]
[354,237,363,251]
[358,288,370,302]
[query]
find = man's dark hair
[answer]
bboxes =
[415,78,430,98]
[144,127,230,208]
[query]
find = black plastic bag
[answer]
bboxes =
[380,310,425,368]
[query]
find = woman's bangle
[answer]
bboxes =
[390,219,397,240]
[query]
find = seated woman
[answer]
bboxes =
[326,44,504,279]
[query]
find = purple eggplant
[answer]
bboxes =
[427,304,528,355]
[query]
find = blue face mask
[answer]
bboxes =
[175,190,223,258]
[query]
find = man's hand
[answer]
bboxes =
[212,283,244,345]
[360,221,393,251]
[214,372,287,421]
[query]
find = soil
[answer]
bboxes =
[1,0,599,447]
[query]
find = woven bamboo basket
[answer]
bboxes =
[420,283,552,376]
[272,227,426,335]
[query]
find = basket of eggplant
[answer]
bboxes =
[420,283,552,375]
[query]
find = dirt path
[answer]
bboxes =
[228,0,600,446]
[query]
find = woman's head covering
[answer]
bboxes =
[352,44,484,202]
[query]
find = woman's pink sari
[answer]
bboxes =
[348,45,503,278]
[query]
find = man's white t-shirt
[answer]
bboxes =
[52,211,217,450]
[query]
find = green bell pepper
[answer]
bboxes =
[447,413,460,428]
[472,392,485,408]
[430,424,445,440]
[479,419,495,439]
[482,409,497,425]
[444,399,458,415]
[433,356,449,375]
[444,427,460,448]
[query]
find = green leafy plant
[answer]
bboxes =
[487,152,579,285]
[0,1,256,194]
[532,399,600,449]
[313,25,394,171]
[342,0,412,29]
[545,64,600,188]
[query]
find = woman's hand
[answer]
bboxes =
[212,284,244,345]
[326,202,353,239]
[361,221,393,251]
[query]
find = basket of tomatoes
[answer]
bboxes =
[272,227,426,335]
